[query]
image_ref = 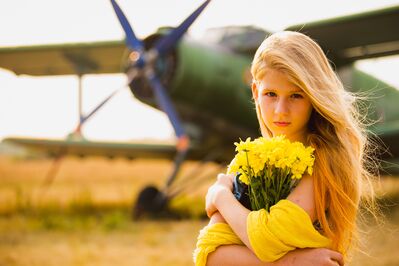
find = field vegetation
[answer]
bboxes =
[0,155,398,266]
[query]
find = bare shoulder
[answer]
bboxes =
[286,174,316,221]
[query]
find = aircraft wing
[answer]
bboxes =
[285,5,399,66]
[2,137,179,160]
[0,40,126,75]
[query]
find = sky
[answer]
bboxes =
[1,0,399,142]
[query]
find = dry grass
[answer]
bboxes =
[0,218,207,266]
[0,155,217,215]
[0,155,398,266]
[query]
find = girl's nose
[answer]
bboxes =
[275,98,289,115]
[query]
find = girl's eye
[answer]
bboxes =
[264,92,277,97]
[291,93,303,99]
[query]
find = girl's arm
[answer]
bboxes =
[207,213,343,266]
[206,240,344,266]
[205,174,343,266]
[206,212,268,266]
[206,173,316,251]
[206,181,252,248]
[207,209,343,266]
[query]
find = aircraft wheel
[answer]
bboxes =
[133,185,168,219]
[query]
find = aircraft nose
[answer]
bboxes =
[128,33,177,103]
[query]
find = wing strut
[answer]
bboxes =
[42,71,128,191]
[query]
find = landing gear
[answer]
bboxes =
[132,185,169,219]
[132,149,225,220]
[133,138,189,219]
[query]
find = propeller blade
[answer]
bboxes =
[153,0,211,56]
[110,0,144,54]
[146,72,185,138]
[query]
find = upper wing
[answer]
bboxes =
[285,5,399,66]
[0,40,126,76]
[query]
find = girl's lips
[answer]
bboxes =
[274,122,291,127]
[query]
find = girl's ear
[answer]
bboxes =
[251,81,258,102]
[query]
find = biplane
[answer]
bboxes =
[1,0,399,217]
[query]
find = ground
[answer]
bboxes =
[0,156,398,266]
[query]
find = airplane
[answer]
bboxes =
[1,0,399,217]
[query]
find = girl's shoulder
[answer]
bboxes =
[287,174,316,221]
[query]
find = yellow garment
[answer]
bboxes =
[193,223,243,266]
[193,200,331,265]
[248,199,331,262]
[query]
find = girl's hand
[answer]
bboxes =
[276,248,344,266]
[205,173,235,218]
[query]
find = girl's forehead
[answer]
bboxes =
[256,68,307,93]
[258,78,303,93]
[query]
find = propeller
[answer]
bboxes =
[110,0,211,151]
[110,0,145,67]
[152,0,211,57]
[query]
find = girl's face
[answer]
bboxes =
[252,69,313,143]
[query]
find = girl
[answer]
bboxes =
[194,31,378,265]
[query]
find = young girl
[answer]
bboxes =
[194,31,378,265]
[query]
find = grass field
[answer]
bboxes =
[0,155,398,266]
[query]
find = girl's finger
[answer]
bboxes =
[329,250,344,266]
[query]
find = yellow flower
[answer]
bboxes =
[229,135,315,181]
[234,137,254,153]
[228,135,316,211]
[239,172,249,185]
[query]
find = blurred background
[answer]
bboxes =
[1,1,399,265]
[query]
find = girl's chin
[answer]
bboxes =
[271,132,297,141]
[271,131,291,137]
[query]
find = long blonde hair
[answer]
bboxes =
[250,31,379,256]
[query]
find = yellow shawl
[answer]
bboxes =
[193,200,330,265]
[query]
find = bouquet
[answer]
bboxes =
[228,136,315,211]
